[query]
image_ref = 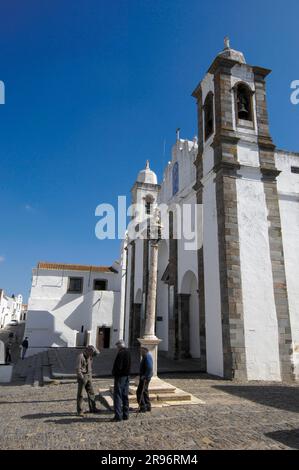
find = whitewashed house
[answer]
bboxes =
[0,290,23,328]
[24,260,126,356]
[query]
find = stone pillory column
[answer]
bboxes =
[143,240,159,340]
[138,210,161,378]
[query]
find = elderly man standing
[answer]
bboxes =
[76,345,99,417]
[111,340,131,422]
[137,347,153,413]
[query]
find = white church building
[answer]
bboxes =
[121,41,299,382]
[25,41,299,382]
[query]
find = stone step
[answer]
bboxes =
[25,355,37,385]
[157,391,191,402]
[128,394,158,403]
[129,388,191,402]
[12,355,32,378]
[98,389,163,410]
[129,384,176,395]
[33,354,43,387]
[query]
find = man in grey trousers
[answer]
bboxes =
[76,345,99,417]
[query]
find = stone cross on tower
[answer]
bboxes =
[224,36,230,49]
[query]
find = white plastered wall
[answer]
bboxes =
[276,151,299,378]
[236,167,281,381]
[203,172,223,377]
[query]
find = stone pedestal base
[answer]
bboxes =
[137,336,161,378]
[99,377,204,410]
[133,375,176,391]
[98,334,205,410]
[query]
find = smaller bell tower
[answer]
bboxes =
[126,161,160,347]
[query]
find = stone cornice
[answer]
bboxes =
[131,181,161,193]
[257,137,276,151]
[212,160,241,175]
[211,134,240,149]
[252,65,272,81]
[208,56,239,75]
[260,167,281,181]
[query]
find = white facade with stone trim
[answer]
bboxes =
[122,43,299,382]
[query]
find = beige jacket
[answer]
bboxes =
[76,352,92,381]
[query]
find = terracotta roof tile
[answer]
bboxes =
[37,262,117,273]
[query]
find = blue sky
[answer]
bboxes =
[0,0,298,300]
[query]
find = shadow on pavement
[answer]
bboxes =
[21,410,112,420]
[44,417,114,424]
[213,385,299,413]
[0,398,75,405]
[265,429,299,449]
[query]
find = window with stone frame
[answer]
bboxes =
[67,277,83,293]
[204,92,214,141]
[236,83,253,122]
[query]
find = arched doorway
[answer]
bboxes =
[179,270,200,358]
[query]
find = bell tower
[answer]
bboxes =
[192,39,294,381]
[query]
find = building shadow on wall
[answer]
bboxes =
[265,429,299,449]
[213,384,299,413]
[26,310,68,347]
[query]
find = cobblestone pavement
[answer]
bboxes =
[0,374,298,450]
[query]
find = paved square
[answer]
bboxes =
[0,374,298,450]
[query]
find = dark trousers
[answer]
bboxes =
[113,376,129,420]
[5,348,12,363]
[137,377,151,411]
[22,348,27,360]
[77,377,96,413]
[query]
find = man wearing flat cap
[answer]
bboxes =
[137,347,153,413]
[76,345,99,416]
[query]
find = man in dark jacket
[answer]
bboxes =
[21,337,29,360]
[111,340,131,422]
[137,347,153,412]
[76,345,99,417]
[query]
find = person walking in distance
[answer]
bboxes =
[76,345,99,417]
[5,334,14,363]
[111,340,131,422]
[137,347,153,413]
[21,337,29,360]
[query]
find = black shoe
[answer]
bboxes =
[123,416,129,421]
[146,408,151,412]
[111,416,122,422]
[90,409,101,414]
[139,408,147,413]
